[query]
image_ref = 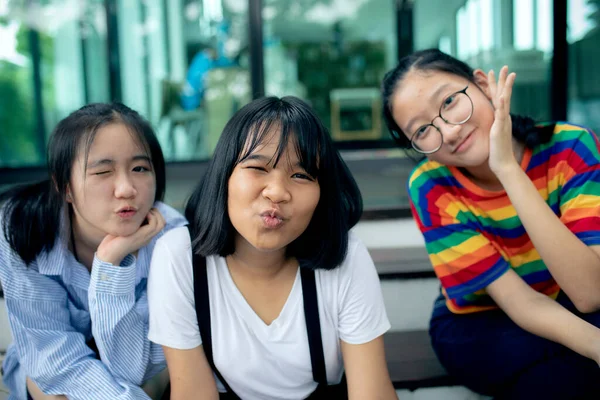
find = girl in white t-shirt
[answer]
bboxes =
[147,96,396,400]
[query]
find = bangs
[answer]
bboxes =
[81,112,152,172]
[236,99,322,178]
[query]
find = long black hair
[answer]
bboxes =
[381,48,554,151]
[185,96,363,270]
[0,103,166,265]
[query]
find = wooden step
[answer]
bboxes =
[371,247,435,279]
[384,330,458,390]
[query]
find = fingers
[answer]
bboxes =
[504,71,516,109]
[127,208,163,248]
[498,66,508,93]
[488,66,516,114]
[488,70,497,100]
[495,96,505,118]
[96,209,165,264]
[141,208,165,237]
[153,208,166,232]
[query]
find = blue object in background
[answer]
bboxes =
[180,21,235,110]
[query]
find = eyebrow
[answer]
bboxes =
[87,155,151,169]
[241,153,303,168]
[405,83,452,134]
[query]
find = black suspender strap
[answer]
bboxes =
[189,228,240,399]
[189,221,333,398]
[300,267,328,386]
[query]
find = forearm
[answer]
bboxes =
[341,338,398,400]
[163,346,219,400]
[89,255,164,384]
[497,164,600,309]
[505,290,600,363]
[7,301,150,400]
[26,358,150,400]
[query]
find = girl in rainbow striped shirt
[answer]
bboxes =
[382,49,600,399]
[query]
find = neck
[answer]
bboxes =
[462,162,500,189]
[227,236,291,281]
[463,138,525,191]
[70,213,102,270]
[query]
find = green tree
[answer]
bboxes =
[0,18,41,166]
[0,7,55,167]
[0,62,38,165]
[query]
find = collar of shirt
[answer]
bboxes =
[35,201,187,281]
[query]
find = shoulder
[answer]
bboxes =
[407,159,453,194]
[154,202,188,230]
[531,122,600,163]
[0,226,17,282]
[346,231,365,257]
[337,231,369,270]
[407,159,460,223]
[552,121,595,136]
[317,232,371,281]
[0,229,65,301]
[155,225,191,255]
[0,217,31,275]
[540,122,597,148]
[149,226,193,290]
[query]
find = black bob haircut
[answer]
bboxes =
[185,96,363,270]
[1,102,166,265]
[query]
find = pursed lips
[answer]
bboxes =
[116,206,137,213]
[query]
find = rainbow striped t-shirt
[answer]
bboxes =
[408,122,600,314]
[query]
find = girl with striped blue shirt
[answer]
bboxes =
[0,103,186,399]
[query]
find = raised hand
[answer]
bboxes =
[96,208,166,266]
[487,66,519,175]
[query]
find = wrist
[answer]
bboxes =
[95,250,123,266]
[492,160,522,183]
[90,255,137,294]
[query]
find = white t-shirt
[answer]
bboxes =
[148,227,390,400]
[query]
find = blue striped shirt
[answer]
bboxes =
[0,201,186,399]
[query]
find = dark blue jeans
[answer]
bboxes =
[430,291,600,400]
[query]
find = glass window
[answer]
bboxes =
[0,8,40,167]
[445,0,554,121]
[0,0,109,168]
[149,0,251,161]
[568,0,600,134]
[514,0,535,50]
[43,1,108,132]
[480,0,494,51]
[261,0,397,146]
[0,0,251,167]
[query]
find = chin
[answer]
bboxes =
[446,150,489,168]
[251,243,286,253]
[246,236,292,253]
[106,223,142,238]
[452,158,486,169]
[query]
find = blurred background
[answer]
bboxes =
[1,1,600,398]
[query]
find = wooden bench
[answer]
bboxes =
[384,330,457,390]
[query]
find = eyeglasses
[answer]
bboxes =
[409,85,474,154]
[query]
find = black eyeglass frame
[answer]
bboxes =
[408,85,474,155]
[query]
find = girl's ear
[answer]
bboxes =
[51,176,71,202]
[65,185,73,203]
[473,69,492,101]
